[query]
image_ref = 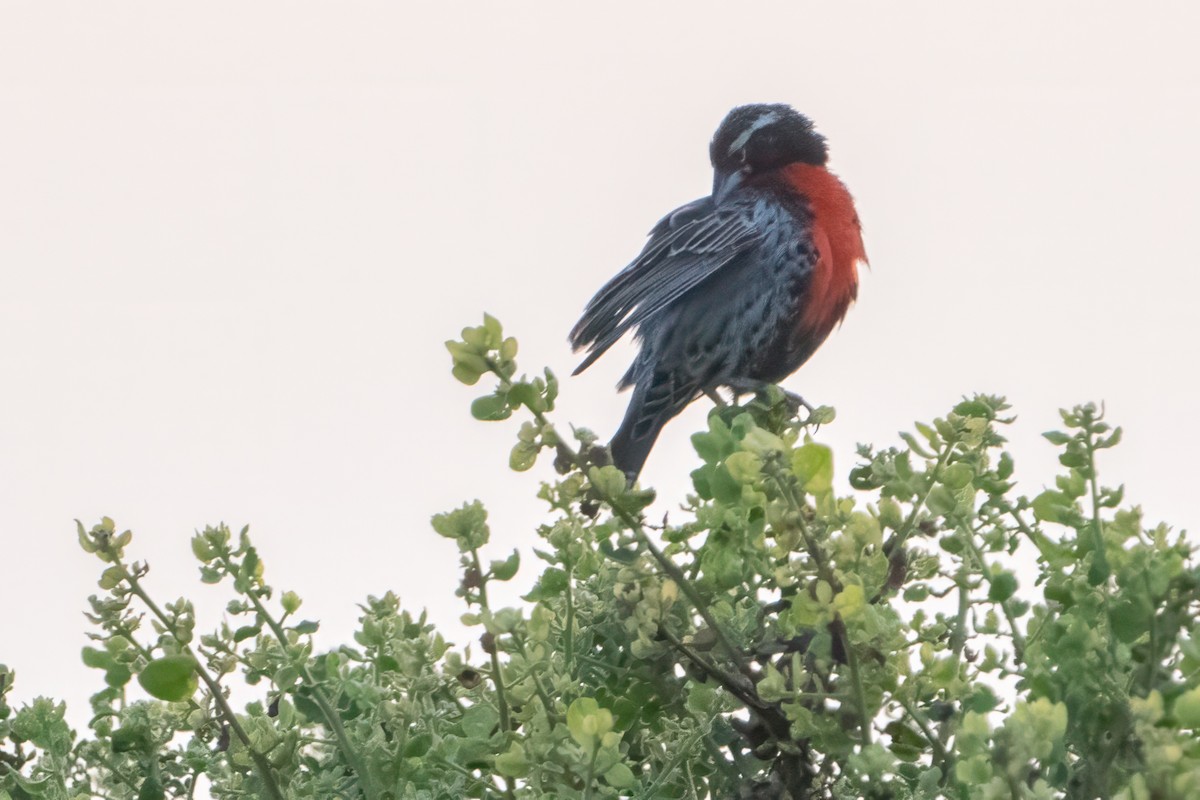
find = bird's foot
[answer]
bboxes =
[726,380,814,414]
[780,389,815,416]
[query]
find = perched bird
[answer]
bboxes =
[569,104,867,481]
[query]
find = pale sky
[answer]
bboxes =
[3,2,1199,731]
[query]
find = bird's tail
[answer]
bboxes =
[609,413,663,485]
[608,378,685,483]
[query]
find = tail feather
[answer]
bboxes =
[609,408,666,483]
[608,375,692,482]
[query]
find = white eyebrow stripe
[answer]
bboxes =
[727,111,781,155]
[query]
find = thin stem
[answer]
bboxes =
[224,556,379,800]
[884,443,954,556]
[582,742,600,800]
[1084,429,1106,560]
[659,626,765,711]
[699,731,746,785]
[522,397,751,679]
[839,614,872,746]
[937,577,972,749]
[1142,572,1160,694]
[961,529,1026,663]
[564,563,576,677]
[1000,502,1056,557]
[110,559,287,800]
[91,750,141,794]
[637,729,714,799]
[624,514,749,676]
[510,631,562,726]
[486,357,752,687]
[897,697,949,765]
[767,469,836,589]
[469,547,512,735]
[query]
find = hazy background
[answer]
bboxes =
[3,2,1198,729]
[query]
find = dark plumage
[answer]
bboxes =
[570,104,866,480]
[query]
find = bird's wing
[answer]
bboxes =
[569,196,761,375]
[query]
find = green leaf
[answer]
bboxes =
[965,685,999,713]
[446,341,489,384]
[481,313,503,348]
[792,442,833,495]
[470,394,512,421]
[137,656,198,702]
[589,465,628,499]
[604,762,636,788]
[97,566,125,590]
[489,550,520,581]
[757,664,788,703]
[833,584,865,620]
[885,720,926,752]
[509,440,539,471]
[692,416,735,464]
[725,451,762,484]
[403,732,433,758]
[807,405,836,425]
[708,465,743,504]
[1087,548,1111,585]
[925,486,957,517]
[451,362,484,385]
[76,520,96,553]
[81,647,113,670]
[996,451,1014,480]
[137,775,165,800]
[233,625,261,643]
[111,725,151,753]
[431,501,490,550]
[987,571,1017,603]
[899,431,935,459]
[701,545,744,590]
[494,741,529,778]
[461,704,499,739]
[567,697,613,749]
[954,398,993,418]
[1175,686,1200,728]
[1031,490,1073,524]
[105,664,132,689]
[273,666,298,691]
[940,462,974,490]
[506,382,539,412]
[524,567,568,600]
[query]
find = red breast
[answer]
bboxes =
[782,163,867,340]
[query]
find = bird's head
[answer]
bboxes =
[709,104,827,203]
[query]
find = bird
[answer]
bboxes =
[569,104,867,482]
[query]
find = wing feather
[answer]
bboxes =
[570,196,760,375]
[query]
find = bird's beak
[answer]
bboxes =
[712,169,744,204]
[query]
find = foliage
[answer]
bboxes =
[2,315,1199,799]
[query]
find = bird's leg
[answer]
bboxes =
[704,388,729,408]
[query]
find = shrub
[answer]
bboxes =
[2,315,1197,799]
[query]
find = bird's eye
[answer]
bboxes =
[740,163,754,176]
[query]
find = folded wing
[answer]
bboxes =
[569,196,761,376]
